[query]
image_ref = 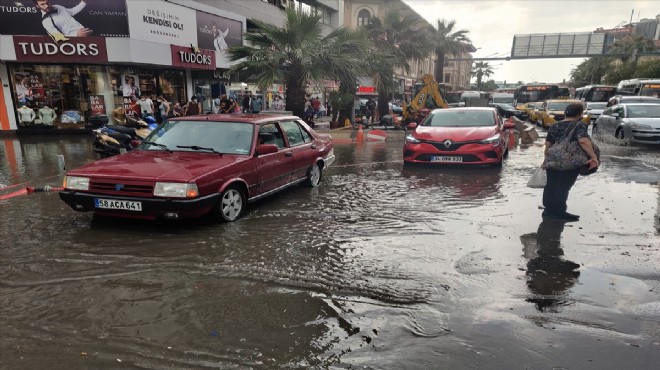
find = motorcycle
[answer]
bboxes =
[92,116,158,158]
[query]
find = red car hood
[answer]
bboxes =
[414,126,498,142]
[68,151,247,182]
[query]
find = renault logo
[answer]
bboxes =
[443,140,453,148]
[115,184,124,191]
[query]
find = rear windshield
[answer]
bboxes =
[587,102,607,109]
[547,101,573,111]
[422,110,495,127]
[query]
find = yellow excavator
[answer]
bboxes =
[402,74,449,124]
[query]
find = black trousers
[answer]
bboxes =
[543,168,579,215]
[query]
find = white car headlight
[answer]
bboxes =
[154,182,199,198]
[64,176,90,191]
[630,122,652,130]
[405,134,420,144]
[479,134,500,145]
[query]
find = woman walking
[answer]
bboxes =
[542,103,599,221]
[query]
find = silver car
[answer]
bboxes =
[585,102,607,122]
[595,103,660,144]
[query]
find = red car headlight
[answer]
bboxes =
[405,134,420,144]
[479,134,500,145]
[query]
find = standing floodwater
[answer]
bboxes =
[1,134,659,369]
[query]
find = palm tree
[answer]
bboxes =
[429,19,472,84]
[471,61,494,90]
[364,9,433,118]
[569,56,611,87]
[227,8,370,118]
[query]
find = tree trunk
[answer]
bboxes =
[378,90,389,122]
[285,73,306,119]
[434,51,445,84]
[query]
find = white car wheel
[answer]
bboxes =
[216,187,245,222]
[305,163,322,187]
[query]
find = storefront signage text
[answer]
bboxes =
[89,95,106,116]
[13,36,108,63]
[171,45,215,70]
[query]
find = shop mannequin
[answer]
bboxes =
[17,105,36,124]
[112,106,126,124]
[38,106,56,125]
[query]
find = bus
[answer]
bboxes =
[574,85,617,102]
[616,79,660,97]
[513,84,569,106]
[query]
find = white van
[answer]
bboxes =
[460,91,481,100]
[491,93,514,105]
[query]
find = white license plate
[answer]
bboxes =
[95,198,142,211]
[432,156,463,162]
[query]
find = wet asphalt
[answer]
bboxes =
[0,130,659,369]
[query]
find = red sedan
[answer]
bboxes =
[403,107,515,166]
[59,115,335,222]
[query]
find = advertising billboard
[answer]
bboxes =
[0,0,129,38]
[196,11,242,52]
[511,32,605,59]
[127,0,197,46]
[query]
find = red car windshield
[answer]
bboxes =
[143,120,255,155]
[422,110,495,127]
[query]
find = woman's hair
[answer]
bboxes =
[564,103,584,117]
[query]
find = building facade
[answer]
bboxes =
[342,0,474,99]
[0,0,343,133]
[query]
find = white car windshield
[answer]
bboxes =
[626,105,660,118]
[422,110,495,127]
[587,102,607,110]
[143,120,255,154]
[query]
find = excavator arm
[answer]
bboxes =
[402,74,448,123]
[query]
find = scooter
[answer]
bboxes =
[92,116,158,158]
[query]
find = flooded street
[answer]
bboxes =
[1,133,659,369]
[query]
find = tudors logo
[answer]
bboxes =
[18,42,99,56]
[171,44,215,70]
[178,51,212,65]
[13,36,108,63]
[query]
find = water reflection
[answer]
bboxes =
[400,164,503,201]
[520,220,580,312]
[0,135,92,187]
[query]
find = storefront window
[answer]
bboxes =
[10,64,187,129]
[11,64,114,128]
[191,70,234,113]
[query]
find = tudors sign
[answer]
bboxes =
[13,36,108,63]
[171,45,215,70]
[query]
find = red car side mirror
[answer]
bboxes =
[256,144,279,155]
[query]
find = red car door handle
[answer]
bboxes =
[311,144,316,149]
[284,152,293,157]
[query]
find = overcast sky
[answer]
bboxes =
[405,0,659,85]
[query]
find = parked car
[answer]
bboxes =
[594,103,660,144]
[488,102,529,121]
[59,115,335,222]
[538,99,582,128]
[403,107,515,166]
[606,95,660,107]
[389,102,403,115]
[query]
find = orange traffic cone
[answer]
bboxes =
[356,124,364,142]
